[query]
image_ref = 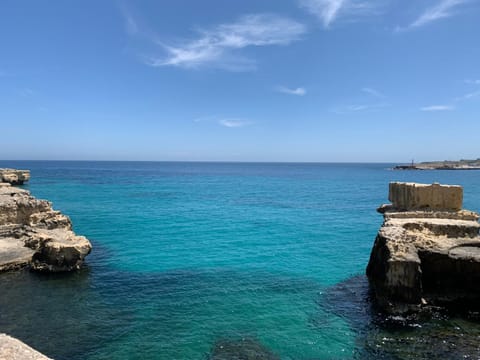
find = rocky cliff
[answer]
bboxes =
[366,182,480,314]
[0,180,91,272]
[0,168,30,185]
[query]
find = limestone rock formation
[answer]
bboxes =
[0,168,30,185]
[0,334,52,360]
[0,182,91,272]
[367,182,480,314]
[388,182,463,211]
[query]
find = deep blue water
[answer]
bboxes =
[1,161,480,359]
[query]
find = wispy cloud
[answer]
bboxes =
[362,87,385,98]
[332,87,389,113]
[299,0,345,27]
[123,12,138,35]
[465,79,480,85]
[333,102,389,113]
[17,88,35,97]
[459,90,480,100]
[192,116,215,123]
[146,14,306,71]
[451,89,480,102]
[219,119,252,128]
[276,86,306,96]
[347,103,388,111]
[194,116,253,128]
[298,0,379,28]
[421,105,454,111]
[402,0,469,30]
[424,79,480,111]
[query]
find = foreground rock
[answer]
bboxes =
[367,182,480,314]
[0,334,52,360]
[0,168,30,185]
[0,183,91,272]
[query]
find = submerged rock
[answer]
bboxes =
[208,338,280,360]
[0,181,91,272]
[367,182,480,314]
[0,168,30,185]
[322,275,480,359]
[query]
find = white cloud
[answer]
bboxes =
[362,87,385,98]
[465,79,480,85]
[405,0,469,30]
[276,86,307,96]
[347,103,387,111]
[300,0,345,27]
[193,116,253,127]
[333,102,389,113]
[298,0,379,28]
[420,105,454,111]
[461,90,480,100]
[428,86,480,111]
[452,90,480,102]
[148,14,306,70]
[219,119,252,128]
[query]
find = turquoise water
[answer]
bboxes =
[1,161,480,359]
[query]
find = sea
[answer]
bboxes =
[1,161,480,360]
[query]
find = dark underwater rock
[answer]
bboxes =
[322,275,480,359]
[208,338,280,360]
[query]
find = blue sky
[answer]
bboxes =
[1,0,479,162]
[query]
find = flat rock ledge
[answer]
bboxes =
[366,182,480,314]
[0,168,30,185]
[0,181,91,272]
[0,334,52,360]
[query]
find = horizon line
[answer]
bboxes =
[0,159,439,164]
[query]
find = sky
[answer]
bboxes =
[1,0,479,162]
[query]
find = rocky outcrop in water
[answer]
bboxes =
[0,178,91,272]
[0,168,30,185]
[0,333,52,360]
[367,182,480,314]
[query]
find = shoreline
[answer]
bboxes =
[394,159,480,171]
[394,165,480,170]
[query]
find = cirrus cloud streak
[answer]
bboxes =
[147,14,307,71]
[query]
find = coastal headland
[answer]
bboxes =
[367,182,480,314]
[0,169,92,272]
[394,159,480,170]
